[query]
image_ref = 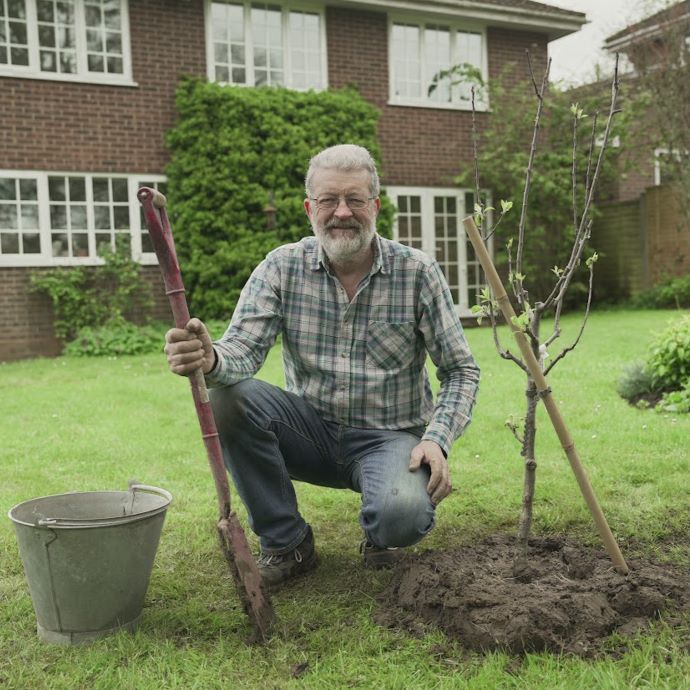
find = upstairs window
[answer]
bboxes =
[390,19,486,110]
[0,0,132,84]
[208,1,326,90]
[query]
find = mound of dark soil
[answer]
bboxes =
[375,535,690,657]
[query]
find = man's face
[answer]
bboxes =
[304,167,381,264]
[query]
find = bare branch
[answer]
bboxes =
[487,295,529,372]
[541,56,620,313]
[515,53,551,309]
[584,111,599,205]
[544,258,595,375]
[572,112,578,231]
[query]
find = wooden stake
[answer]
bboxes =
[463,216,629,574]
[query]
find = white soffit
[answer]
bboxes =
[328,0,587,41]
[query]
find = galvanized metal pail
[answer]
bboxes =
[8,483,172,645]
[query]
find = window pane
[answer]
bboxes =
[251,4,282,86]
[11,46,29,65]
[21,204,39,228]
[111,178,127,201]
[95,232,111,254]
[425,25,451,103]
[51,233,69,256]
[49,177,66,201]
[69,176,86,201]
[94,205,110,229]
[105,31,121,53]
[113,205,129,228]
[19,179,37,199]
[392,24,421,98]
[9,21,27,44]
[86,29,102,51]
[38,25,56,47]
[70,204,87,228]
[40,50,57,71]
[0,178,15,200]
[23,232,41,253]
[37,1,55,22]
[9,0,28,19]
[1,233,19,253]
[106,55,122,73]
[60,51,77,73]
[93,177,109,201]
[88,53,104,71]
[50,205,67,228]
[0,204,18,229]
[72,233,89,256]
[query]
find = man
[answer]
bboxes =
[164,144,479,587]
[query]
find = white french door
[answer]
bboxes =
[386,186,490,315]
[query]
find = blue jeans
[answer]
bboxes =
[209,379,435,555]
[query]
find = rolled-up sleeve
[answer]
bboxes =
[417,261,480,454]
[205,254,283,388]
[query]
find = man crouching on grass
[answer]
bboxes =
[164,144,480,588]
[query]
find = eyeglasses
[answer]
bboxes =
[309,195,376,211]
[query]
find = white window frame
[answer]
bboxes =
[654,147,686,186]
[385,185,492,315]
[387,15,488,112]
[205,0,328,91]
[0,0,135,86]
[0,170,165,267]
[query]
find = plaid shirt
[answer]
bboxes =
[206,235,479,454]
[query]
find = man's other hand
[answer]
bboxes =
[409,440,451,505]
[164,318,216,376]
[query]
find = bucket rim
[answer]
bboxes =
[7,484,173,529]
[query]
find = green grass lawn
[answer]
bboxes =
[1,308,689,689]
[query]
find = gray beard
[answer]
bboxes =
[313,218,376,264]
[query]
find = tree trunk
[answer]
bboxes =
[513,315,541,577]
[517,379,538,549]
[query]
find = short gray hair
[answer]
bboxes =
[305,144,380,197]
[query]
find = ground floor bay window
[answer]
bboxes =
[0,171,165,267]
[385,186,490,316]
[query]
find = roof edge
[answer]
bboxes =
[330,0,587,41]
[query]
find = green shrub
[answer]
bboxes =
[30,237,153,341]
[165,79,393,321]
[616,361,656,402]
[632,274,690,309]
[656,381,690,414]
[647,315,690,390]
[64,318,166,357]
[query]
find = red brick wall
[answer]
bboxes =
[0,266,169,360]
[644,185,690,284]
[0,0,206,173]
[326,8,548,187]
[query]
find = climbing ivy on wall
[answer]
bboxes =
[165,79,392,320]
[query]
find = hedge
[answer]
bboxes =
[165,79,393,320]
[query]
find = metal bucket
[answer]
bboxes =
[8,483,172,645]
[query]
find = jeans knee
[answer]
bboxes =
[210,378,264,433]
[364,489,435,548]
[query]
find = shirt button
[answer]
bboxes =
[341,352,347,358]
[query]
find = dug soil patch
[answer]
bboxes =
[375,535,690,657]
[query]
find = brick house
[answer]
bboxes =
[589,1,690,300]
[0,0,585,361]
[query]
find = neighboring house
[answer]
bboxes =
[591,1,690,300]
[0,0,585,361]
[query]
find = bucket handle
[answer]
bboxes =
[36,484,173,528]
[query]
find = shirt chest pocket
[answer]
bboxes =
[366,320,417,371]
